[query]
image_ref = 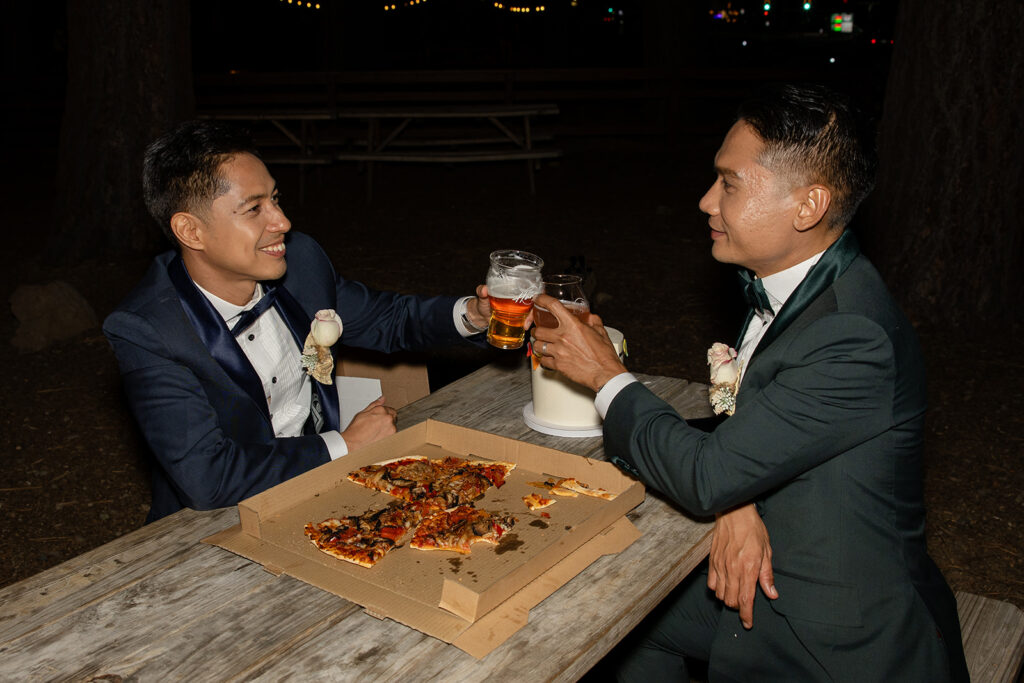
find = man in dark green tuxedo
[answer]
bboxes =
[533,84,968,682]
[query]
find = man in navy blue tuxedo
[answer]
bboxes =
[533,85,968,681]
[104,121,493,522]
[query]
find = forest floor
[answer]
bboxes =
[1,135,1021,613]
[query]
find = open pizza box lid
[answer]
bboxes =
[204,419,644,658]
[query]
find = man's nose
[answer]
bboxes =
[698,185,717,215]
[268,205,291,232]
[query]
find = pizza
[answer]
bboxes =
[523,493,556,510]
[410,505,517,554]
[527,479,579,497]
[347,455,516,508]
[554,478,617,501]
[303,500,426,568]
[307,454,519,565]
[345,456,441,502]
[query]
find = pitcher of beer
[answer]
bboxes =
[486,250,544,349]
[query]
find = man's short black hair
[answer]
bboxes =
[737,83,877,229]
[142,120,259,243]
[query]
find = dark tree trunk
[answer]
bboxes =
[52,0,194,263]
[862,0,1024,325]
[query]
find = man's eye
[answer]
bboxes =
[272,193,282,205]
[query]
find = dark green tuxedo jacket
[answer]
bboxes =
[605,232,968,681]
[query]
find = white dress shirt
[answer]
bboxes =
[197,283,347,459]
[594,250,826,418]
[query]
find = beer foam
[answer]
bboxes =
[488,277,541,302]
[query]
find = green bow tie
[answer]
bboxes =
[739,270,773,316]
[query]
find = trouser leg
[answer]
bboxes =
[611,563,722,682]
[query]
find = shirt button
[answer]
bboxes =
[272,376,278,384]
[247,334,255,341]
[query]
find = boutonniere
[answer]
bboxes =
[707,342,740,416]
[301,309,343,385]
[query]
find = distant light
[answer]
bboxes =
[763,3,770,10]
[829,57,836,63]
[608,7,613,12]
[803,2,811,9]
[741,40,748,46]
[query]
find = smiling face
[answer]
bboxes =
[175,152,291,304]
[699,121,825,278]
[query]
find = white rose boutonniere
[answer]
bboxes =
[301,310,343,384]
[707,342,740,416]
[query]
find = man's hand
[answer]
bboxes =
[340,396,397,451]
[707,503,778,630]
[464,285,492,331]
[530,294,626,392]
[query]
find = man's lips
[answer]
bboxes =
[260,242,286,256]
[709,227,726,240]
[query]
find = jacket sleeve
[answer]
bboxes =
[103,310,331,512]
[603,313,898,515]
[333,277,466,352]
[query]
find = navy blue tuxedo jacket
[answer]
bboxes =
[104,232,466,522]
[605,232,968,681]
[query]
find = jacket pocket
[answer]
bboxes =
[769,570,863,628]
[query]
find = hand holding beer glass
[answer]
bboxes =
[485,250,544,349]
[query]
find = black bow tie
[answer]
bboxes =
[739,270,773,316]
[230,286,279,336]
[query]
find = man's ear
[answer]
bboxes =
[793,186,831,232]
[170,212,205,251]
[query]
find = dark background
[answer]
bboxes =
[1,0,1021,616]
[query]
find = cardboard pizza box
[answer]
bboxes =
[204,419,644,658]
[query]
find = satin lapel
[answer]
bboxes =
[750,230,861,362]
[273,286,341,432]
[167,255,270,423]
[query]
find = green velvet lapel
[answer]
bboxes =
[747,229,861,363]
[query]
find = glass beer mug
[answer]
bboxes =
[534,274,589,329]
[485,249,544,349]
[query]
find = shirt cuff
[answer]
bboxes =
[594,372,639,419]
[320,430,349,460]
[454,296,487,337]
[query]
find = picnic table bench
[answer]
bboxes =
[201,103,562,201]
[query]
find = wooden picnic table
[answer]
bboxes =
[201,103,562,201]
[0,360,714,681]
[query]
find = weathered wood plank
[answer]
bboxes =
[0,507,238,643]
[0,543,366,682]
[956,591,1024,682]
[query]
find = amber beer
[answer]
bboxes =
[487,291,537,349]
[486,250,544,349]
[532,301,589,329]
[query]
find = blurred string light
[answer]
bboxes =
[384,0,426,10]
[279,0,322,8]
[709,2,743,23]
[492,3,546,12]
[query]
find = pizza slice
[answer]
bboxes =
[346,455,441,502]
[527,479,580,497]
[304,500,425,568]
[410,505,517,554]
[555,478,618,501]
[523,493,556,510]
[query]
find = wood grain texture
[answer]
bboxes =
[956,591,1024,683]
[0,364,714,680]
